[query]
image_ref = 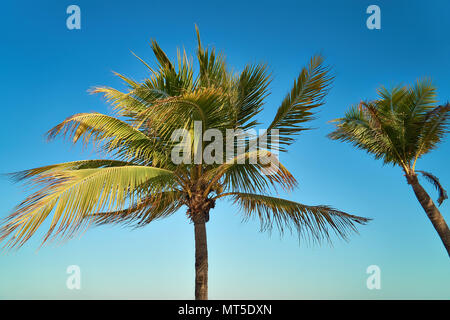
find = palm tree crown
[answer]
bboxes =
[329,79,450,255]
[329,80,449,201]
[1,28,369,250]
[1,30,371,298]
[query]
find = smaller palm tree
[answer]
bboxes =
[329,79,450,256]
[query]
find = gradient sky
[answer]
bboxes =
[0,0,449,299]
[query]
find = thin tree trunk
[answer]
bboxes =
[407,174,450,256]
[193,212,208,300]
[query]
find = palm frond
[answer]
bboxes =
[150,39,174,71]
[8,160,133,183]
[195,25,230,89]
[413,103,450,166]
[328,103,399,165]
[417,170,448,206]
[46,112,160,163]
[202,150,297,195]
[135,87,233,138]
[364,101,408,167]
[267,55,333,151]
[233,63,271,130]
[91,84,149,118]
[91,191,185,227]
[0,166,176,249]
[228,192,370,244]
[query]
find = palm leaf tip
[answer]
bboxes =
[150,39,174,71]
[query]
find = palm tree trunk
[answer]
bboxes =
[193,212,208,300]
[407,173,450,256]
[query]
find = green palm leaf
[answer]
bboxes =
[267,55,333,151]
[228,192,370,244]
[91,191,185,227]
[1,166,175,248]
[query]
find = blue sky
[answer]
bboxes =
[0,0,449,299]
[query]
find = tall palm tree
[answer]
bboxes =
[1,28,369,299]
[329,79,450,256]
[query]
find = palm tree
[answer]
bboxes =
[1,28,369,299]
[329,79,450,256]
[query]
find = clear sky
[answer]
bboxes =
[0,0,449,299]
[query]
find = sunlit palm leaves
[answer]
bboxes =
[1,27,368,249]
[1,166,175,248]
[268,55,333,152]
[329,79,450,203]
[233,64,270,131]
